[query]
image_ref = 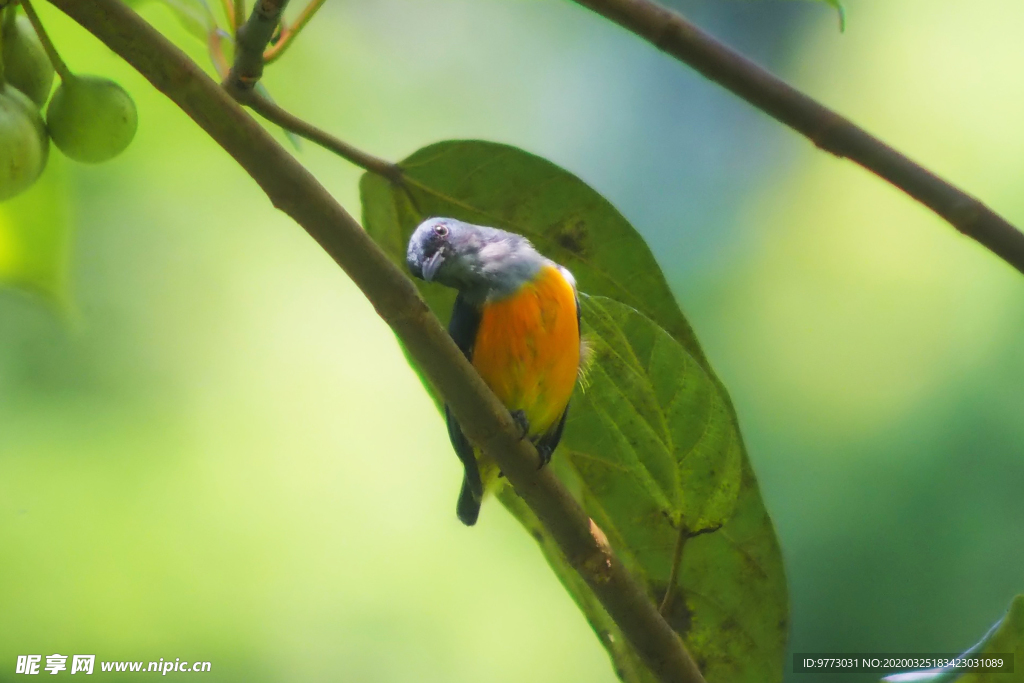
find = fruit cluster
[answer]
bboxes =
[1,0,137,201]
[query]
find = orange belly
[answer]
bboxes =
[471,264,580,438]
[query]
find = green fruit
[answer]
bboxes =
[2,13,55,107]
[46,75,137,163]
[0,84,49,201]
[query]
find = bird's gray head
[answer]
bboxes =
[406,217,545,301]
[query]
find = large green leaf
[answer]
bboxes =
[561,296,781,682]
[883,595,1024,683]
[565,296,741,535]
[499,297,783,683]
[362,140,709,369]
[360,140,787,683]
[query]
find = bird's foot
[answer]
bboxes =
[510,410,530,439]
[535,443,554,470]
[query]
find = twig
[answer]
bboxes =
[570,0,1024,276]
[47,1,705,682]
[232,0,243,31]
[22,0,71,80]
[239,90,401,182]
[225,0,392,174]
[225,0,288,91]
[263,0,323,63]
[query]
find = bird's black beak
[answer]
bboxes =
[421,249,445,282]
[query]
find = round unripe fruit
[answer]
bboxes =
[0,84,49,200]
[46,75,137,163]
[2,14,55,107]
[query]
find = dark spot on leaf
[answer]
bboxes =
[719,617,741,637]
[551,219,589,257]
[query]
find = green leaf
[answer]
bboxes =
[883,595,1024,683]
[742,0,845,31]
[822,0,847,32]
[360,140,787,683]
[566,296,741,534]
[164,0,216,41]
[0,160,70,304]
[129,0,216,42]
[794,0,846,31]
[561,296,782,682]
[362,139,710,370]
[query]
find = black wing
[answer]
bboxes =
[446,293,484,500]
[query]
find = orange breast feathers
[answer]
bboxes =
[471,264,581,437]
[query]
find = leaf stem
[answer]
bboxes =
[262,0,324,64]
[20,0,71,81]
[232,0,244,31]
[659,524,687,616]
[238,89,402,181]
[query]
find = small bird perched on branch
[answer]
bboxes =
[407,217,583,526]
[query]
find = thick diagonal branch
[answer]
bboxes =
[572,0,1024,276]
[46,1,706,682]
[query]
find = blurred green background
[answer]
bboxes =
[1,0,1022,681]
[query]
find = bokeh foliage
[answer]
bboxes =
[0,157,68,302]
[2,1,1023,682]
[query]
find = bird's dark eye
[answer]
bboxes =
[433,223,449,237]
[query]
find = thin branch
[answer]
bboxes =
[225,0,287,91]
[570,0,1024,277]
[48,1,705,682]
[22,0,72,80]
[263,0,323,63]
[238,90,402,182]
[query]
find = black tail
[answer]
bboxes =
[456,474,481,526]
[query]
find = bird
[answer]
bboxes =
[406,217,583,526]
